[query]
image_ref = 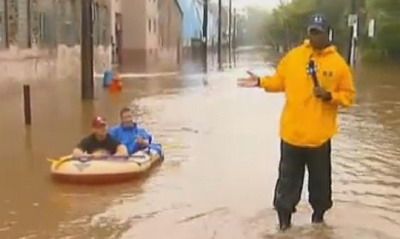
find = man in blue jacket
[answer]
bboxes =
[110,107,163,157]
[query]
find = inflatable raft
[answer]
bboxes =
[49,150,163,184]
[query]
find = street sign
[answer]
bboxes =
[353,20,358,38]
[348,14,358,27]
[368,19,376,38]
[329,28,334,41]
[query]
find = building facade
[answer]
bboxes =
[158,0,183,67]
[177,0,229,59]
[119,0,183,72]
[178,0,220,48]
[110,0,122,66]
[0,0,113,94]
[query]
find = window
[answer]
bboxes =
[7,0,29,48]
[153,18,156,33]
[101,6,110,46]
[93,2,100,45]
[148,18,151,33]
[0,0,6,48]
[30,0,40,46]
[36,8,57,47]
[57,0,79,46]
[92,3,110,46]
[19,0,29,47]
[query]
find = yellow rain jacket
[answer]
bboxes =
[260,40,356,147]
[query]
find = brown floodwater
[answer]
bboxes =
[0,50,399,239]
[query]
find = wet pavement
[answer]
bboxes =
[0,50,400,239]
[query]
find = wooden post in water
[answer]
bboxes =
[23,85,32,125]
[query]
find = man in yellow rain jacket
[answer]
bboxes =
[238,14,355,230]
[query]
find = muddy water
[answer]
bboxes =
[0,52,399,239]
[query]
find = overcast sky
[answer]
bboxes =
[232,0,281,9]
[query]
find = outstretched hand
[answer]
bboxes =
[237,71,260,88]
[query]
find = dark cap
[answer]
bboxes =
[307,14,330,33]
[92,116,107,128]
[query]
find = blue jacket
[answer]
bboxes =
[109,123,162,156]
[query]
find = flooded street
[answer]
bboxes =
[1,50,400,239]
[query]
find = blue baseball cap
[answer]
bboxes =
[307,14,330,33]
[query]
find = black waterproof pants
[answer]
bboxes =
[273,140,333,214]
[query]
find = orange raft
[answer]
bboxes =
[49,151,163,184]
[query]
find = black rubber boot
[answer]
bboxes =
[311,211,325,224]
[278,210,292,231]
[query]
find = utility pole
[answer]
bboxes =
[202,0,208,72]
[81,0,94,100]
[233,8,237,49]
[228,0,232,68]
[233,8,237,67]
[217,0,222,70]
[347,0,357,67]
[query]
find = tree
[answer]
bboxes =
[364,0,400,60]
[238,7,269,46]
[262,0,349,52]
